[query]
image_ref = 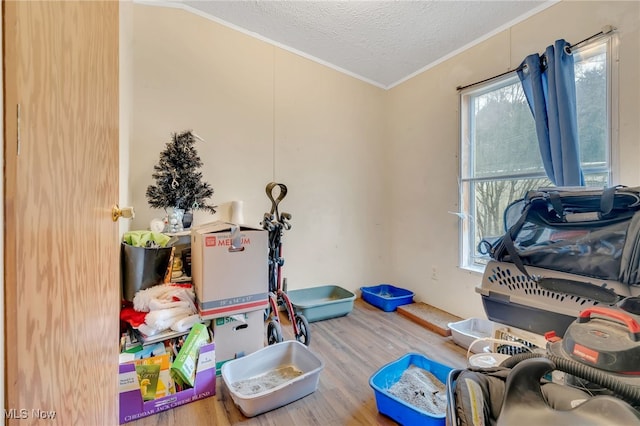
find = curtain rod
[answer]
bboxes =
[456,25,615,91]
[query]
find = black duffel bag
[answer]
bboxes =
[485,185,640,286]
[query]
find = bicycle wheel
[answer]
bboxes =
[267,320,283,345]
[294,314,310,346]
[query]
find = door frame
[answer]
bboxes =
[1,5,5,417]
[3,2,119,422]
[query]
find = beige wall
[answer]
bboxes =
[128,1,639,318]
[387,0,640,318]
[130,5,389,293]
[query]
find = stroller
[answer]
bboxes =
[261,182,310,346]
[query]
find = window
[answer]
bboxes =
[459,37,615,271]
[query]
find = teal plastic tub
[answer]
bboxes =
[287,285,356,322]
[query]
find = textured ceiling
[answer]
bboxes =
[152,1,555,89]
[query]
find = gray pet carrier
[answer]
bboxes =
[479,185,640,336]
[476,260,640,337]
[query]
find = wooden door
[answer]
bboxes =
[4,1,120,424]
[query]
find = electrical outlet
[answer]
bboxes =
[431,266,438,281]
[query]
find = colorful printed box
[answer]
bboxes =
[170,323,210,387]
[119,342,215,424]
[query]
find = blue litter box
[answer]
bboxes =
[369,353,453,426]
[287,285,356,322]
[360,284,414,312]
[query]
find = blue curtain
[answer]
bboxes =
[517,39,584,186]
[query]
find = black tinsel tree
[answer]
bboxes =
[146,130,216,214]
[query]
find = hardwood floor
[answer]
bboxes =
[126,299,469,426]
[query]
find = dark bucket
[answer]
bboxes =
[121,242,173,301]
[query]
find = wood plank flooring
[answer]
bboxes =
[397,302,463,337]
[126,299,469,426]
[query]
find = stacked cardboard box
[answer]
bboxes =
[191,221,268,374]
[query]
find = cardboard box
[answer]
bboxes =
[119,342,215,424]
[191,221,269,319]
[133,353,174,399]
[170,323,210,387]
[213,310,265,375]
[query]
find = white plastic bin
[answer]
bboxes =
[221,340,324,417]
[448,318,496,353]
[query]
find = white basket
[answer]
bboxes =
[448,318,496,353]
[221,341,324,417]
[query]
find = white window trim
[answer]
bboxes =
[458,35,619,273]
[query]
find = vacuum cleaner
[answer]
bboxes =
[447,297,640,425]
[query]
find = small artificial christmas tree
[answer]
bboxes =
[146,130,216,216]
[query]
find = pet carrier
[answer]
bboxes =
[477,260,640,337]
[485,185,640,285]
[478,185,640,336]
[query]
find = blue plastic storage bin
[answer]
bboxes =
[360,284,414,312]
[369,353,453,425]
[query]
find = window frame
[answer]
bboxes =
[458,35,618,273]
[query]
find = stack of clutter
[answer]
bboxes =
[119,233,216,424]
[118,219,271,423]
[119,294,215,424]
[119,283,212,391]
[121,283,203,343]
